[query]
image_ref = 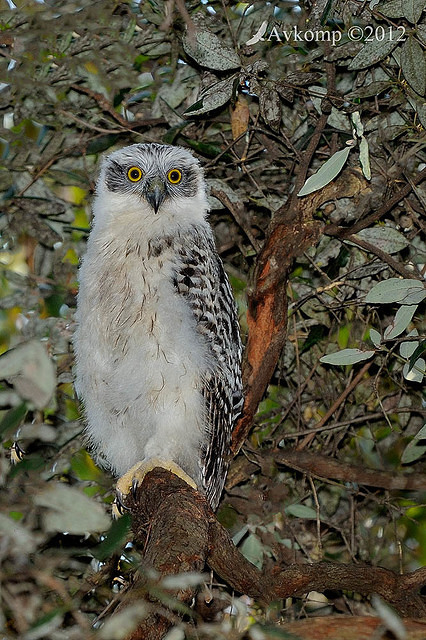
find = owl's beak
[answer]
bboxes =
[145,178,166,214]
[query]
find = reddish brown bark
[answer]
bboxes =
[231,168,368,454]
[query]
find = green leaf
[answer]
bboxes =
[232,524,249,546]
[0,340,56,409]
[407,340,426,373]
[400,329,418,358]
[359,136,371,180]
[403,0,424,23]
[35,483,110,534]
[301,324,328,354]
[356,226,409,254]
[259,87,282,131]
[400,330,425,382]
[369,328,382,347]
[0,513,38,555]
[85,134,119,156]
[418,24,426,47]
[401,36,426,96]
[71,450,104,482]
[348,33,399,70]
[240,533,264,569]
[297,147,351,196]
[403,358,425,383]
[346,80,394,99]
[0,402,27,438]
[401,424,426,463]
[27,608,65,637]
[351,111,364,136]
[182,27,241,71]
[365,278,426,305]
[92,514,132,561]
[285,504,318,519]
[338,324,350,350]
[320,348,375,365]
[384,305,417,340]
[407,92,426,129]
[9,455,45,477]
[99,604,147,640]
[376,0,403,18]
[182,137,230,159]
[184,77,234,116]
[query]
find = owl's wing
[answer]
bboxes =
[173,226,243,509]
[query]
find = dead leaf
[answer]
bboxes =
[231,95,250,140]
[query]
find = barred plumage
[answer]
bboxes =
[74,143,242,510]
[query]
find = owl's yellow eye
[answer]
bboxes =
[167,168,182,184]
[127,166,143,182]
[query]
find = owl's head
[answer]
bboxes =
[93,143,209,233]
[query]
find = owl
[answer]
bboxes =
[73,143,243,510]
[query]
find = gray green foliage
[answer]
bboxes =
[0,0,425,638]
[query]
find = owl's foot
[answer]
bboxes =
[113,458,197,517]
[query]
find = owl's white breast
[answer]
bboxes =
[74,192,212,479]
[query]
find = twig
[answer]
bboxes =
[70,84,165,129]
[210,187,261,252]
[296,360,373,449]
[344,233,419,279]
[58,109,126,134]
[231,169,367,455]
[273,448,426,492]
[119,467,426,636]
[280,408,426,439]
[16,143,85,197]
[285,112,329,220]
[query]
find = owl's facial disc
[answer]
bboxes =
[103,144,203,217]
[144,177,166,214]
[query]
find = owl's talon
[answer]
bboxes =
[131,478,139,500]
[112,494,130,519]
[114,458,198,517]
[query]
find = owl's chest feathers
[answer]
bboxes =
[100,245,177,331]
[87,233,206,371]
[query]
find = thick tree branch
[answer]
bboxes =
[232,163,425,454]
[118,468,426,640]
[231,169,368,454]
[283,616,426,640]
[117,470,210,640]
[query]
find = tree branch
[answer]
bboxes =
[342,233,419,280]
[324,167,426,238]
[232,163,425,454]
[231,169,368,454]
[273,448,426,492]
[117,468,426,640]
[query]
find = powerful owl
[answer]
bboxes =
[73,143,243,510]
